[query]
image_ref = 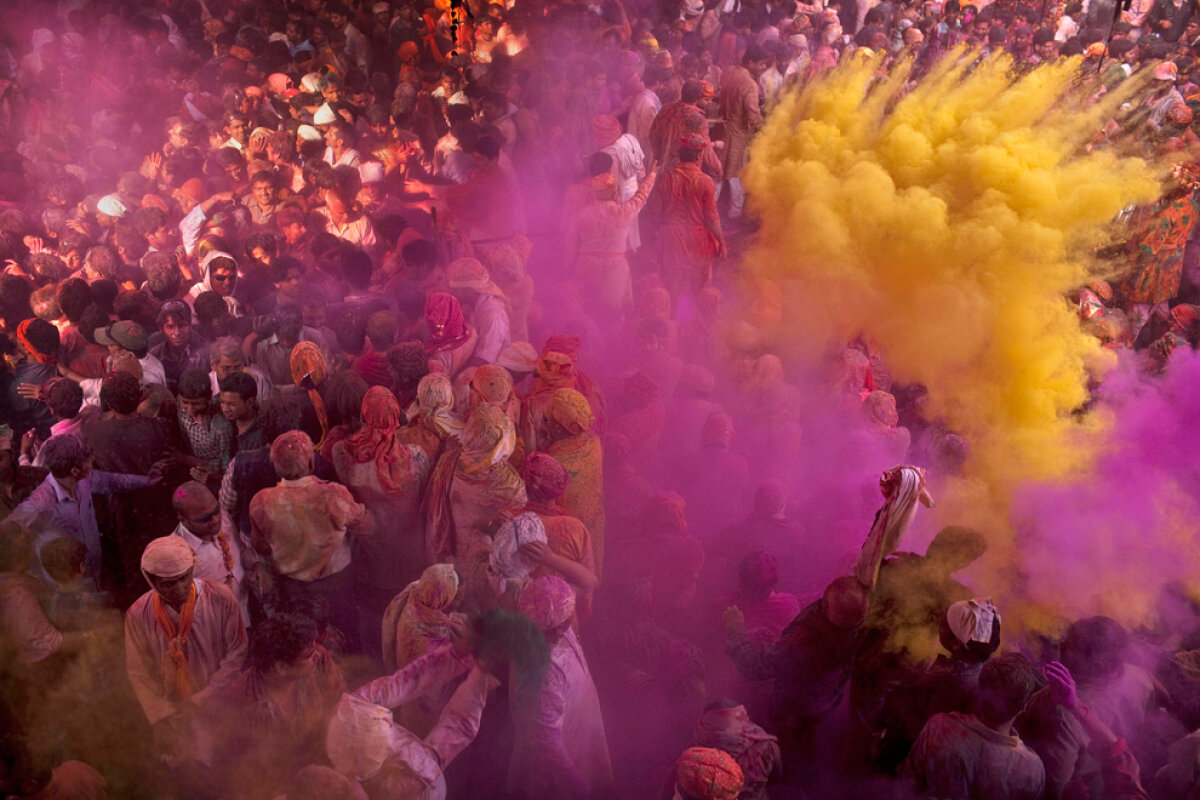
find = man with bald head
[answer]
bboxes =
[124,536,247,764]
[318,189,378,253]
[170,481,248,625]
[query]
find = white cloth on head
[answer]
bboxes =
[488,512,546,592]
[854,465,935,589]
[314,103,337,125]
[946,599,999,645]
[97,194,128,218]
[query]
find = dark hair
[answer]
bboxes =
[338,247,374,292]
[248,613,319,674]
[323,369,369,427]
[977,653,1041,726]
[387,341,429,391]
[471,608,550,692]
[39,434,92,479]
[19,317,60,355]
[100,371,142,415]
[474,135,501,161]
[194,291,230,323]
[178,368,212,401]
[1061,616,1129,684]
[156,299,192,327]
[401,239,438,273]
[88,280,119,315]
[270,256,304,284]
[249,170,276,188]
[44,379,84,419]
[260,393,306,441]
[131,206,168,238]
[587,151,614,177]
[40,536,88,583]
[218,370,257,402]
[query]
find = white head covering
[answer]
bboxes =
[297,124,324,142]
[359,161,385,184]
[313,103,337,125]
[301,72,323,93]
[97,194,128,218]
[946,599,1000,645]
[488,512,547,590]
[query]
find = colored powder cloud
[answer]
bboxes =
[743,52,1163,635]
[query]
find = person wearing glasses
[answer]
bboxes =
[169,481,248,626]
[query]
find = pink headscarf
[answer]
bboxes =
[518,575,576,631]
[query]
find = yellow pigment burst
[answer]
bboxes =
[744,51,1162,638]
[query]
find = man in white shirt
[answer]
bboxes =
[323,121,363,169]
[124,536,247,760]
[169,481,249,626]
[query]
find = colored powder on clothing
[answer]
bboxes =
[743,52,1165,635]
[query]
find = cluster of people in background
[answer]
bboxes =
[0,0,1199,797]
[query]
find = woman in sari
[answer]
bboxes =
[522,452,599,624]
[520,350,578,455]
[424,292,477,378]
[544,388,607,579]
[426,404,527,563]
[469,364,526,468]
[379,563,466,736]
[400,373,463,466]
[331,386,430,611]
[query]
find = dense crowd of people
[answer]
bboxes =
[1,0,1200,797]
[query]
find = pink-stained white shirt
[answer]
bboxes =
[124,578,248,725]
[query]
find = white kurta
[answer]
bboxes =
[124,578,248,725]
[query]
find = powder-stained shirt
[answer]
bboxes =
[0,572,63,663]
[906,712,1045,800]
[172,521,248,626]
[249,476,371,581]
[9,471,152,577]
[124,578,248,725]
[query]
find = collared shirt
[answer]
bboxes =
[177,408,232,472]
[316,207,377,251]
[249,475,370,581]
[9,471,152,576]
[171,521,248,625]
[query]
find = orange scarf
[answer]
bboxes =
[152,583,198,701]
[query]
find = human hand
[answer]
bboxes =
[16,382,42,401]
[20,429,40,460]
[723,605,745,633]
[24,236,46,255]
[147,458,173,485]
[190,466,211,485]
[1044,661,1078,710]
[449,616,472,655]
[141,152,163,180]
[519,540,554,565]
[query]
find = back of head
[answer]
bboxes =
[39,434,91,480]
[738,550,779,600]
[249,612,319,674]
[100,370,142,415]
[978,653,1041,726]
[178,368,212,401]
[40,536,87,583]
[1061,616,1129,685]
[753,479,788,518]
[823,576,869,629]
[44,378,84,420]
[271,430,315,479]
